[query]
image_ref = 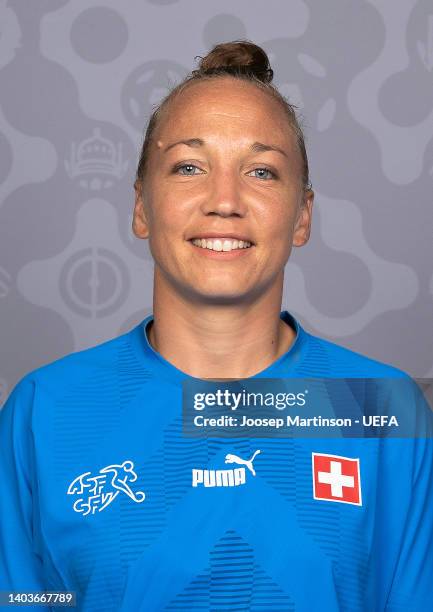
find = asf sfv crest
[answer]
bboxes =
[192,450,261,488]
[67,460,145,516]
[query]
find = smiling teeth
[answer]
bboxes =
[191,238,252,251]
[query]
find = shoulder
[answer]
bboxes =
[302,328,410,379]
[18,327,133,395]
[1,326,140,432]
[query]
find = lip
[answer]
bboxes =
[188,232,255,244]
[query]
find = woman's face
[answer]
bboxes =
[133,77,313,304]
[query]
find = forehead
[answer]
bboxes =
[156,77,295,147]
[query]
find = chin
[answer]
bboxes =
[190,289,249,305]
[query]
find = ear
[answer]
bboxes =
[132,179,150,239]
[293,189,314,247]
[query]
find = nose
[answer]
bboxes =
[200,168,247,217]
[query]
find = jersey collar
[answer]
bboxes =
[128,310,309,385]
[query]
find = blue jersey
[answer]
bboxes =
[1,310,432,611]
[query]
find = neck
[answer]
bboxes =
[147,270,296,379]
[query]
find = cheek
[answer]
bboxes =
[262,205,297,240]
[145,199,187,263]
[259,207,297,263]
[145,189,178,234]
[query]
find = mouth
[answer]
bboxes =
[188,237,255,260]
[189,237,254,252]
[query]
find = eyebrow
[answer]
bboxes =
[163,138,288,158]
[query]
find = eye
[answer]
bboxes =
[173,163,204,176]
[248,167,277,180]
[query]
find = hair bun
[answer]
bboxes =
[192,40,273,84]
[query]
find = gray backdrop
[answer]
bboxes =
[1,0,432,408]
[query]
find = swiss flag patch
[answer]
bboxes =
[312,453,362,506]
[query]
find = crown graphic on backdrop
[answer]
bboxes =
[65,127,129,191]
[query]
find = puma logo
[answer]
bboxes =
[225,450,261,476]
[192,449,262,488]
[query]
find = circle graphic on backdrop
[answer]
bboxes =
[203,14,247,49]
[147,0,179,4]
[70,7,128,64]
[0,2,21,70]
[121,60,187,131]
[378,1,433,127]
[0,266,12,299]
[0,132,13,184]
[59,247,130,318]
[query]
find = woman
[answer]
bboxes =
[1,40,432,611]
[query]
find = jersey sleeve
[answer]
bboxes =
[0,376,51,610]
[385,381,433,611]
